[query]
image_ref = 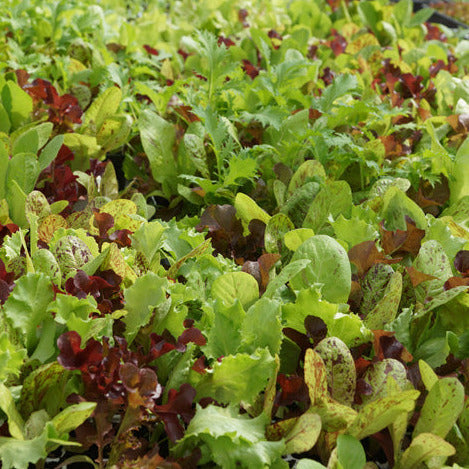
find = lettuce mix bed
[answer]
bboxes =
[0,0,468,467]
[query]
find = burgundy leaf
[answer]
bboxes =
[93,210,115,238]
[154,384,196,442]
[242,59,260,79]
[454,250,469,276]
[143,45,159,56]
[275,374,309,407]
[57,331,103,371]
[304,316,328,346]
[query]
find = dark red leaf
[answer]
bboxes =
[217,36,235,47]
[348,241,395,277]
[93,210,115,238]
[57,331,103,371]
[304,316,328,345]
[191,356,208,375]
[108,229,133,247]
[143,45,159,56]
[242,59,259,79]
[154,384,196,442]
[275,374,309,407]
[444,276,469,291]
[380,217,425,257]
[454,250,469,276]
[177,327,207,347]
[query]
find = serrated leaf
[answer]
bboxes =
[0,333,26,381]
[122,272,168,344]
[0,432,48,469]
[174,404,284,468]
[224,154,258,187]
[3,273,54,352]
[196,349,276,405]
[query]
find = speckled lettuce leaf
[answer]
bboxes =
[413,240,453,302]
[267,413,321,455]
[31,249,61,283]
[287,159,326,195]
[289,235,351,304]
[360,359,412,405]
[347,390,420,440]
[304,348,328,406]
[397,433,455,469]
[360,264,395,315]
[51,235,94,280]
[364,271,402,330]
[264,213,295,254]
[303,180,352,233]
[314,337,356,406]
[380,187,427,231]
[413,377,465,439]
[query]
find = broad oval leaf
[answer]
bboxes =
[289,235,351,304]
[211,271,259,309]
[361,358,410,404]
